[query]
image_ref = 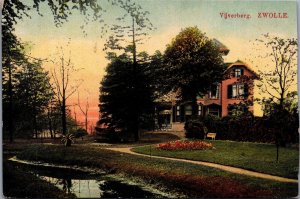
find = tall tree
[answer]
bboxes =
[16,60,54,138]
[252,34,298,162]
[164,27,225,116]
[99,53,155,141]
[2,0,29,142]
[100,5,154,141]
[51,49,82,135]
[254,34,298,110]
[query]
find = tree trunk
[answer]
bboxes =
[133,120,139,142]
[33,114,38,139]
[48,110,54,139]
[276,144,279,163]
[65,139,72,147]
[7,58,14,143]
[85,115,88,133]
[62,99,67,135]
[191,92,198,117]
[132,16,139,142]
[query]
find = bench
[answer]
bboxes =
[205,133,216,140]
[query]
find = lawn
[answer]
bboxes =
[11,144,298,198]
[132,140,299,179]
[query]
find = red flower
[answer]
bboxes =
[157,140,213,150]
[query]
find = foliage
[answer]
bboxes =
[184,118,207,139]
[61,133,75,147]
[164,27,225,115]
[2,0,151,142]
[157,140,213,150]
[72,128,88,138]
[99,54,155,141]
[200,113,298,145]
[2,48,54,139]
[254,34,298,108]
[16,60,53,137]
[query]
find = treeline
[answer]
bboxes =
[98,26,226,141]
[2,16,84,141]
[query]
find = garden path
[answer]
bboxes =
[105,147,298,184]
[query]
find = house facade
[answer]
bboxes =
[156,42,258,130]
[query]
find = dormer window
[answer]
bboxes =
[234,68,244,77]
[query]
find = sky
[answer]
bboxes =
[14,0,297,130]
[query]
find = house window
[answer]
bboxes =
[209,85,220,99]
[198,105,202,116]
[234,68,244,77]
[176,106,180,116]
[228,83,247,98]
[185,105,192,116]
[208,107,219,117]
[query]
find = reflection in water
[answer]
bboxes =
[41,176,106,198]
[40,175,160,198]
[9,157,177,198]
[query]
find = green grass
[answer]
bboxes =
[132,140,299,179]
[13,144,298,198]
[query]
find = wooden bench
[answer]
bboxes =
[205,133,216,140]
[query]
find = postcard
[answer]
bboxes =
[2,0,298,198]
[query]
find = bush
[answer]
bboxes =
[200,112,299,144]
[72,128,88,138]
[184,118,207,139]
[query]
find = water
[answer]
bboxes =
[8,157,178,198]
[39,176,159,198]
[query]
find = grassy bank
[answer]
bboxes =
[132,140,299,179]
[3,157,75,198]
[14,144,298,198]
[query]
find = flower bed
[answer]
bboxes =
[157,140,213,150]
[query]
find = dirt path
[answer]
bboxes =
[106,147,298,184]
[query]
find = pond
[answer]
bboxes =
[8,157,178,198]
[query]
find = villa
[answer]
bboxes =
[156,41,259,130]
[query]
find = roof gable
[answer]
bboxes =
[225,60,259,78]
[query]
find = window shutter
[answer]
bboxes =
[244,84,249,97]
[227,85,232,98]
[241,69,244,76]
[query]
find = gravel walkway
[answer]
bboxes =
[106,147,298,184]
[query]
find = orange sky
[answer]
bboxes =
[14,1,297,132]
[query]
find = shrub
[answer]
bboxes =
[200,113,298,144]
[61,133,74,147]
[157,140,213,150]
[72,128,88,138]
[184,118,207,139]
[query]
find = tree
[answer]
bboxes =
[2,1,28,142]
[164,27,225,116]
[99,53,155,141]
[2,36,53,139]
[51,49,82,135]
[15,59,54,138]
[2,0,152,141]
[252,34,298,162]
[77,91,90,133]
[254,34,297,110]
[100,5,154,141]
